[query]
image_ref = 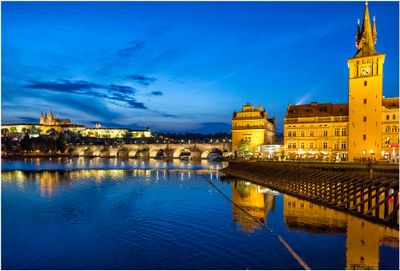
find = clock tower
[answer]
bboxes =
[348,2,385,161]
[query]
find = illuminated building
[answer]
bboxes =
[284,103,349,161]
[232,103,276,154]
[40,110,72,126]
[2,111,152,139]
[284,3,399,161]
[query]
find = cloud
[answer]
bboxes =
[108,84,136,94]
[23,79,147,110]
[125,74,156,86]
[117,40,146,57]
[24,79,101,92]
[149,90,163,96]
[18,117,38,123]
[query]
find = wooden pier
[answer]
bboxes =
[220,161,399,227]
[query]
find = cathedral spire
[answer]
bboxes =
[354,1,378,57]
[372,16,377,45]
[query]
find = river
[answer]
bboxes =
[2,158,399,269]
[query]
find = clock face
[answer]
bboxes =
[360,66,371,76]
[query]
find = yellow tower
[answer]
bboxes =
[348,2,385,161]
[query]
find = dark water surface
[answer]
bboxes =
[2,159,399,269]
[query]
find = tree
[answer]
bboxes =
[20,134,33,153]
[237,139,252,157]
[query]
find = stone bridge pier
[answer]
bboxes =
[70,142,232,160]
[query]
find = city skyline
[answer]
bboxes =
[2,1,399,133]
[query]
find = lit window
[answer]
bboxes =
[300,131,305,137]
[341,141,346,150]
[334,142,339,149]
[310,142,314,149]
[386,126,391,133]
[392,126,397,133]
[300,142,305,149]
[334,128,339,136]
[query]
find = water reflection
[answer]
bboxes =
[231,181,276,232]
[2,157,227,171]
[230,180,399,270]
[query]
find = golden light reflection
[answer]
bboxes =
[283,195,399,270]
[231,181,275,233]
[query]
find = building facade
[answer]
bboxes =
[283,3,399,162]
[232,103,276,155]
[40,110,72,126]
[284,103,349,161]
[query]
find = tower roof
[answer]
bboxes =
[354,2,379,57]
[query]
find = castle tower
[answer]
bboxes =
[348,2,385,161]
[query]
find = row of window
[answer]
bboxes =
[385,126,398,133]
[386,114,397,120]
[287,128,347,137]
[287,141,347,150]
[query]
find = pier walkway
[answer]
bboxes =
[221,161,399,227]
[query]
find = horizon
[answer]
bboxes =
[2,1,399,134]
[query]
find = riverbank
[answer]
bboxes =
[220,161,399,227]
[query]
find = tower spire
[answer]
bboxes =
[372,16,377,45]
[355,1,377,57]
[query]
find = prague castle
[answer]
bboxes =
[2,110,152,139]
[39,110,72,126]
[232,103,276,155]
[284,2,399,162]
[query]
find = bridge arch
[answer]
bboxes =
[117,148,129,158]
[173,147,191,159]
[201,148,224,159]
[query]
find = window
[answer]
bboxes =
[386,126,391,133]
[300,131,305,137]
[288,131,292,137]
[334,142,339,150]
[364,81,367,86]
[392,126,397,133]
[310,130,314,137]
[288,142,292,149]
[334,128,339,136]
[293,142,297,149]
[393,114,396,120]
[300,142,305,149]
[386,114,390,120]
[246,124,250,129]
[341,128,347,136]
[363,134,367,140]
[310,142,314,149]
[293,131,297,137]
[341,141,347,150]
[363,98,367,104]
[323,142,328,149]
[323,130,328,137]
[385,137,390,144]
[363,116,367,122]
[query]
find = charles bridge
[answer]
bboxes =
[70,142,232,160]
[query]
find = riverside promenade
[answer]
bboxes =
[220,161,399,227]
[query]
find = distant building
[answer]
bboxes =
[232,103,276,154]
[40,110,72,126]
[2,111,152,139]
[283,3,399,162]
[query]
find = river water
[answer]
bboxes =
[2,158,399,269]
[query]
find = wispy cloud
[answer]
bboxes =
[125,74,156,86]
[23,79,146,109]
[149,90,163,96]
[117,40,146,57]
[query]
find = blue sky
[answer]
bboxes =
[2,1,399,133]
